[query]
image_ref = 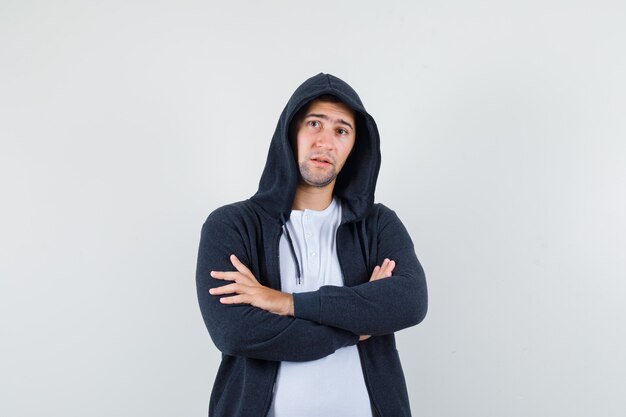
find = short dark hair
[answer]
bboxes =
[289,94,352,140]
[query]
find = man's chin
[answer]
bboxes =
[299,175,337,188]
[298,165,337,188]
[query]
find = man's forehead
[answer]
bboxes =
[305,100,355,123]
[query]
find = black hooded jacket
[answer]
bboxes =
[196,73,428,417]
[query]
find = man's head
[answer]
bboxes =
[290,95,356,188]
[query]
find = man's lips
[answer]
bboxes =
[310,155,333,166]
[311,160,330,168]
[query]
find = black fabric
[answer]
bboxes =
[249,73,380,223]
[196,73,427,417]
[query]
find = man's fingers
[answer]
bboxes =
[219,294,249,305]
[209,283,243,295]
[369,265,381,281]
[383,260,395,277]
[230,254,257,281]
[210,270,246,281]
[369,259,396,281]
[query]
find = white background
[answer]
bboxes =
[1,1,625,416]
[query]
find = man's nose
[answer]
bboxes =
[315,129,333,148]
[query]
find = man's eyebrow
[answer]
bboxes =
[304,113,354,130]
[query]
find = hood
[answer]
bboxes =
[250,73,381,224]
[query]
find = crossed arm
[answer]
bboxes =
[197,205,427,361]
[209,254,396,341]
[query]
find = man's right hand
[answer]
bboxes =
[360,258,396,342]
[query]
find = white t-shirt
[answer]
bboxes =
[267,198,372,417]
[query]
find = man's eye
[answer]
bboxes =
[338,128,348,135]
[307,121,320,128]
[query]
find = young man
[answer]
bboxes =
[196,73,428,417]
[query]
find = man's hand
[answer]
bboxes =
[360,258,396,342]
[209,254,294,316]
[369,258,395,281]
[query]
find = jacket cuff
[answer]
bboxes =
[293,291,321,323]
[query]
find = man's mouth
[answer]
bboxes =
[310,155,333,166]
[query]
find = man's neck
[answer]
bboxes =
[291,181,335,211]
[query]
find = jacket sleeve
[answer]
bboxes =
[292,206,428,336]
[196,212,359,362]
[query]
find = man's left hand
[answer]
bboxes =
[209,254,294,316]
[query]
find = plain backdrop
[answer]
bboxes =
[1,1,625,416]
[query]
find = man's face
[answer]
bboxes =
[292,99,356,188]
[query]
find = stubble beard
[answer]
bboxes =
[298,161,337,188]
